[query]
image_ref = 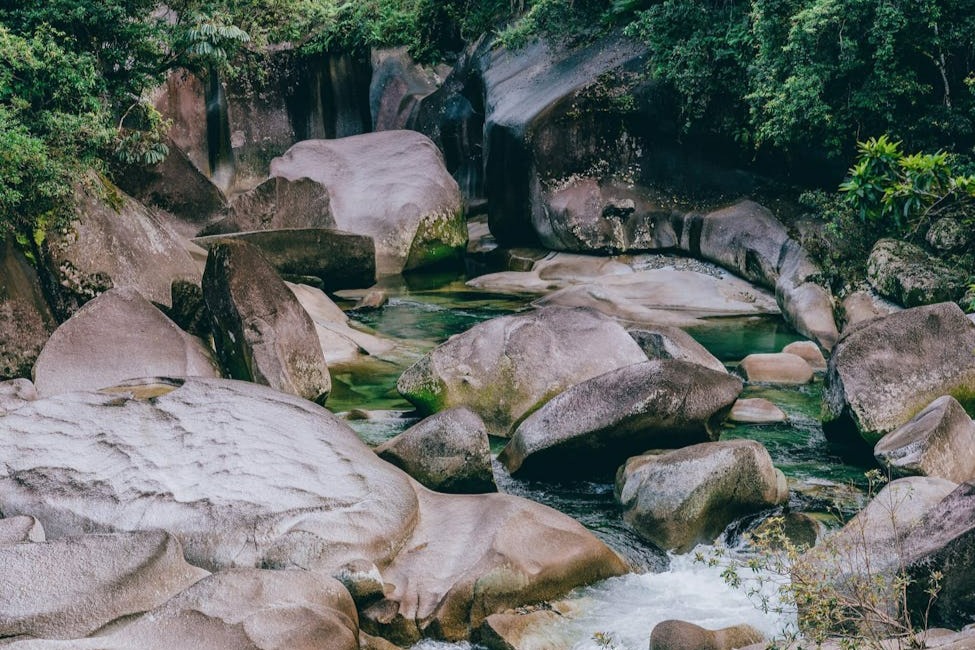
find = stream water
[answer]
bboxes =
[327,269,873,650]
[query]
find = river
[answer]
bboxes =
[326,268,872,650]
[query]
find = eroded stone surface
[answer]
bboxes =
[0,530,208,640]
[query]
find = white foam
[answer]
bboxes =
[408,546,795,650]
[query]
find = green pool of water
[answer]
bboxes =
[329,271,872,553]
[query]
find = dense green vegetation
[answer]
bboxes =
[1,0,972,281]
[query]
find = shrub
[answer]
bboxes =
[839,135,975,241]
[704,471,943,650]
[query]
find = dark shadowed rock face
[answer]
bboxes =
[499,360,743,478]
[875,396,975,482]
[615,440,788,553]
[32,287,221,398]
[219,176,335,234]
[867,239,970,308]
[904,482,975,629]
[194,229,375,293]
[0,377,626,643]
[823,302,975,446]
[0,240,54,380]
[203,240,330,403]
[270,131,466,275]
[375,407,496,494]
[117,137,228,227]
[397,306,648,437]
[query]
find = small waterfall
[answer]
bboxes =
[440,76,486,210]
[204,70,235,192]
[322,52,373,139]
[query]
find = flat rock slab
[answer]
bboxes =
[0,377,418,573]
[499,360,743,477]
[0,530,207,639]
[397,306,647,436]
[628,325,727,374]
[287,282,395,366]
[31,288,220,398]
[194,228,375,292]
[2,568,359,650]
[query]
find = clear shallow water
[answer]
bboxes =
[327,272,871,650]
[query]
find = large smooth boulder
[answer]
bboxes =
[822,303,975,446]
[874,396,975,482]
[41,176,200,318]
[782,341,827,371]
[31,288,220,398]
[0,377,626,643]
[0,240,55,379]
[194,228,375,293]
[3,569,360,650]
[615,440,788,552]
[375,407,496,494]
[270,131,466,275]
[0,377,416,572]
[499,360,743,477]
[360,486,626,643]
[650,620,764,650]
[0,530,207,639]
[739,353,814,385]
[397,306,648,436]
[867,239,970,308]
[203,240,330,403]
[729,398,787,424]
[800,477,958,632]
